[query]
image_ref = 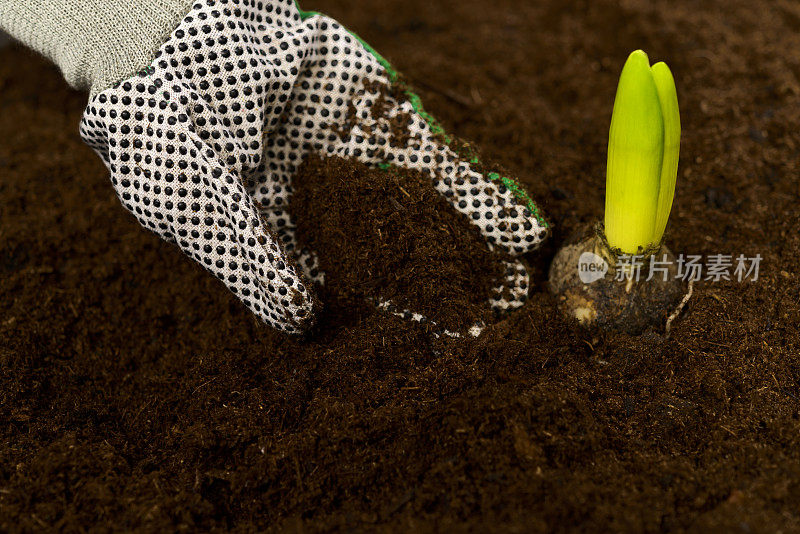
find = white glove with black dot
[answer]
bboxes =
[4,0,550,333]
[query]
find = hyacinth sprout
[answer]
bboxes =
[604,50,681,255]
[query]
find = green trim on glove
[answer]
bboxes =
[294,1,548,229]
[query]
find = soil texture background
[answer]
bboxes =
[2,0,800,531]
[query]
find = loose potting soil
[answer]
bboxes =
[290,154,508,333]
[3,0,800,531]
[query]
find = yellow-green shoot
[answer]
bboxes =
[605,50,680,254]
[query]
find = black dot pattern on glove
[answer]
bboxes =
[80,0,546,330]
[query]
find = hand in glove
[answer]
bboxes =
[0,0,549,333]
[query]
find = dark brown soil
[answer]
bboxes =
[290,155,508,333]
[2,0,800,531]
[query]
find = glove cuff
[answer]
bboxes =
[0,0,191,95]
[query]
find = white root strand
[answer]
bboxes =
[665,279,694,336]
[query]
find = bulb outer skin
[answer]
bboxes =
[548,223,685,335]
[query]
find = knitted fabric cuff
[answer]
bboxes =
[0,0,191,94]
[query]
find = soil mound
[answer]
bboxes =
[291,155,508,332]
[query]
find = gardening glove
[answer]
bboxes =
[0,0,550,334]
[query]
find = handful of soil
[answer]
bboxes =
[289,155,510,332]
